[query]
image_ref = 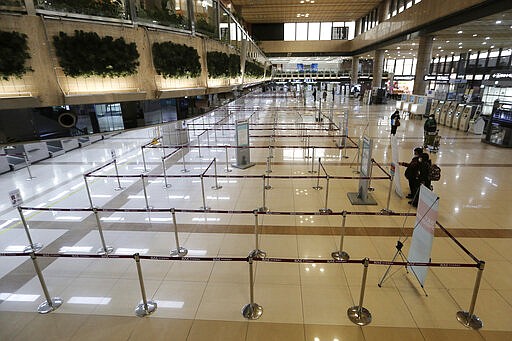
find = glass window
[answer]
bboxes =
[230,22,237,43]
[403,59,413,75]
[395,59,404,75]
[332,26,348,40]
[296,23,308,40]
[194,0,217,37]
[284,23,296,41]
[134,0,189,29]
[385,59,395,73]
[320,22,332,40]
[308,22,320,41]
[406,0,413,9]
[346,21,355,39]
[398,0,405,13]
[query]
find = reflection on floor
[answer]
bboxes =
[1,90,511,340]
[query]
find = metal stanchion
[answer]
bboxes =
[305,136,311,159]
[353,139,361,174]
[347,258,372,326]
[313,158,323,190]
[264,173,272,190]
[265,156,272,174]
[224,145,232,173]
[456,261,485,329]
[331,211,350,260]
[84,175,94,208]
[113,158,124,191]
[162,157,172,189]
[141,174,151,210]
[93,207,114,255]
[198,137,202,158]
[21,152,35,181]
[381,174,394,214]
[368,161,374,192]
[206,129,210,146]
[181,147,190,173]
[319,175,332,214]
[141,146,148,173]
[258,175,268,212]
[17,206,43,253]
[170,208,187,256]
[249,210,266,259]
[211,158,222,190]
[308,148,316,173]
[200,174,210,211]
[30,252,62,314]
[241,256,263,320]
[133,253,157,317]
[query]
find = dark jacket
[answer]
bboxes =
[424,118,437,133]
[403,157,420,180]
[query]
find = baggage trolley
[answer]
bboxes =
[424,130,440,152]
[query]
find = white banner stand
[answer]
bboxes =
[348,136,377,205]
[232,119,255,169]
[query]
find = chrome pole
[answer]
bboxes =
[18,206,43,253]
[347,258,372,325]
[134,253,157,317]
[30,252,62,314]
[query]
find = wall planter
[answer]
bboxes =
[245,61,264,78]
[152,42,201,78]
[0,30,32,80]
[53,30,139,78]
[206,51,229,78]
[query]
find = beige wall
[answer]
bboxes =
[258,40,352,55]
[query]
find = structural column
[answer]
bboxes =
[351,57,359,85]
[372,50,385,88]
[413,35,434,95]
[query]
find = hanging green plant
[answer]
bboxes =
[228,54,241,77]
[245,60,264,77]
[206,51,230,78]
[152,42,201,78]
[0,30,33,80]
[53,30,139,78]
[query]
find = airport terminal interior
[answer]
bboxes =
[1,0,512,340]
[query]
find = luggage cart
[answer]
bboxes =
[424,130,440,152]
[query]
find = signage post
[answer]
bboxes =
[232,119,255,169]
[347,136,377,205]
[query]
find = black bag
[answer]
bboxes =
[430,164,441,181]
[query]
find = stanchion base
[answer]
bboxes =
[242,303,263,320]
[181,169,190,173]
[319,208,333,214]
[308,171,317,174]
[200,206,211,211]
[264,185,272,190]
[249,249,266,259]
[114,187,125,191]
[135,300,157,317]
[163,185,172,189]
[97,246,114,255]
[380,209,394,215]
[265,170,272,174]
[37,297,62,314]
[456,311,483,329]
[312,186,323,190]
[211,186,223,190]
[24,243,43,253]
[258,206,269,213]
[225,169,233,173]
[26,177,36,181]
[170,247,188,257]
[331,251,350,261]
[347,306,372,326]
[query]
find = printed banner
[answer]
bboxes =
[407,185,439,285]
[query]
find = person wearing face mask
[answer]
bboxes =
[399,147,423,200]
[390,110,400,136]
[409,152,433,207]
[424,114,437,148]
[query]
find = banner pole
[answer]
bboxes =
[456,261,485,329]
[30,252,62,314]
[347,258,372,325]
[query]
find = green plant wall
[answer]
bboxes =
[53,30,140,78]
[206,51,229,78]
[228,54,241,77]
[245,60,264,77]
[0,30,32,80]
[152,42,201,78]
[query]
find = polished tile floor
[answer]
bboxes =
[0,90,511,340]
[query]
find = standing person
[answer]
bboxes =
[423,114,437,148]
[410,152,433,207]
[322,90,327,102]
[312,88,317,102]
[390,109,400,135]
[332,87,335,100]
[399,147,423,200]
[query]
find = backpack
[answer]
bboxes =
[430,164,441,181]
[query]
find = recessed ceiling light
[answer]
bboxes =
[482,42,487,45]
[433,37,436,40]
[458,42,462,45]
[473,34,478,37]
[410,48,413,50]
[446,40,450,43]
[496,20,502,24]
[485,37,490,40]
[440,50,444,52]
[457,30,463,34]
[491,45,495,48]
[459,46,463,49]
[412,43,416,46]
[384,50,388,52]
[469,49,472,51]
[438,46,442,49]
[397,46,400,49]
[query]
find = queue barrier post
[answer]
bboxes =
[265,156,272,174]
[181,147,190,173]
[258,175,268,212]
[308,147,316,173]
[18,206,43,253]
[224,146,232,173]
[84,175,94,208]
[249,210,266,259]
[331,210,350,260]
[133,253,157,317]
[200,174,210,211]
[211,158,222,190]
[456,261,485,329]
[23,152,36,181]
[30,252,62,314]
[241,256,263,320]
[313,158,323,190]
[162,157,172,189]
[141,146,148,173]
[93,207,114,255]
[170,208,187,257]
[319,175,332,214]
[347,258,372,326]
[141,174,152,211]
[381,173,394,214]
[113,158,124,191]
